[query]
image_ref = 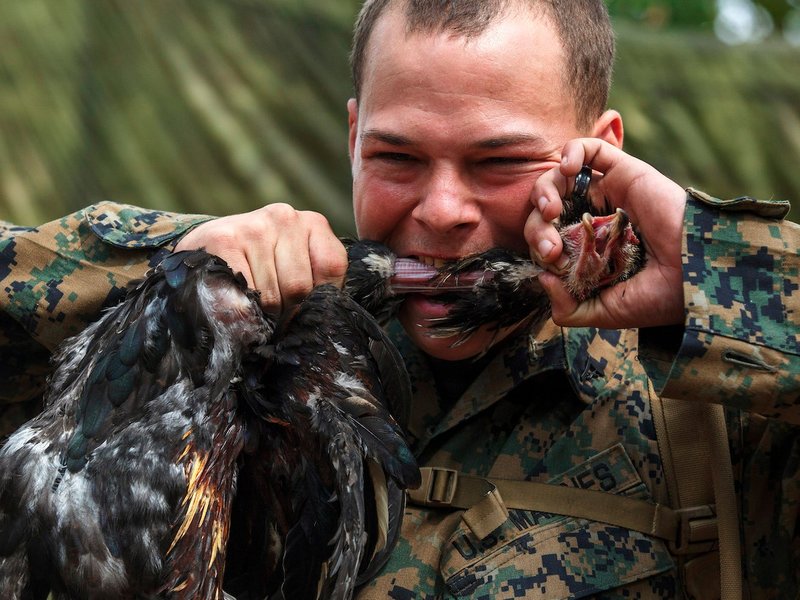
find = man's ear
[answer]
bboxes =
[591,109,624,149]
[347,98,359,164]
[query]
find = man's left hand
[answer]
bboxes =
[524,139,686,329]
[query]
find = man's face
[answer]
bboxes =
[349,6,585,360]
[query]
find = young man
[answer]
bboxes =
[1,0,798,597]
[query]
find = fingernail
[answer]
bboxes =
[537,239,554,259]
[561,155,569,168]
[537,196,548,213]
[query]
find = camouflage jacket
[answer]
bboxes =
[1,193,798,598]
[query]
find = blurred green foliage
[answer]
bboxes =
[758,0,799,29]
[608,0,797,31]
[0,0,359,230]
[612,23,800,211]
[0,0,798,232]
[607,0,717,29]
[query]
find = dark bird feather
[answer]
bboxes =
[0,250,272,599]
[342,238,401,326]
[0,244,418,599]
[225,283,419,600]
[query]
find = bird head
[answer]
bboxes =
[559,207,644,301]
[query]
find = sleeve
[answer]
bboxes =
[649,189,800,423]
[0,201,213,409]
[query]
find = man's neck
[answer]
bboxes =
[426,349,498,409]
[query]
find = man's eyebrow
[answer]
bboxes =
[360,130,414,146]
[359,130,547,148]
[477,134,547,148]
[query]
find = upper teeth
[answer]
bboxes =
[418,256,448,268]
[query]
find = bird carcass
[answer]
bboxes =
[0,248,419,600]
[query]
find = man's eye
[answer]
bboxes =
[481,156,532,165]
[376,152,416,162]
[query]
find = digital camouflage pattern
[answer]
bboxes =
[0,194,798,598]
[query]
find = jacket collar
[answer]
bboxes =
[387,319,569,453]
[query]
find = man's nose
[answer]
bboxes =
[411,165,480,234]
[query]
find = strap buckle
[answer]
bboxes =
[669,504,718,555]
[407,467,458,506]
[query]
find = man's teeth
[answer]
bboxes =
[417,256,448,268]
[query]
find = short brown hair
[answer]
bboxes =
[350,0,615,131]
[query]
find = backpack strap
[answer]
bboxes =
[406,395,741,598]
[707,403,743,600]
[650,386,742,600]
[407,466,717,551]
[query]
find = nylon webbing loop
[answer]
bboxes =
[407,466,718,553]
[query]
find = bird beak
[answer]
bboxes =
[580,209,639,255]
[606,208,640,248]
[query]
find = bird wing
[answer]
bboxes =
[0,250,272,599]
[243,284,417,600]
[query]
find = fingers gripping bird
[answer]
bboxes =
[0,248,419,600]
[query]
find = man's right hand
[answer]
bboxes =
[174,203,348,314]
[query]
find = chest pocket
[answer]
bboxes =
[439,445,676,598]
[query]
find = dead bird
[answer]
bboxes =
[0,250,269,599]
[0,248,419,600]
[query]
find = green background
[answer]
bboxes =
[1,0,799,231]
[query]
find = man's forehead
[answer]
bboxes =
[360,5,567,97]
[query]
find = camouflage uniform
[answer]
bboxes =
[1,193,798,598]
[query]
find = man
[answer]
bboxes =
[1,0,797,597]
